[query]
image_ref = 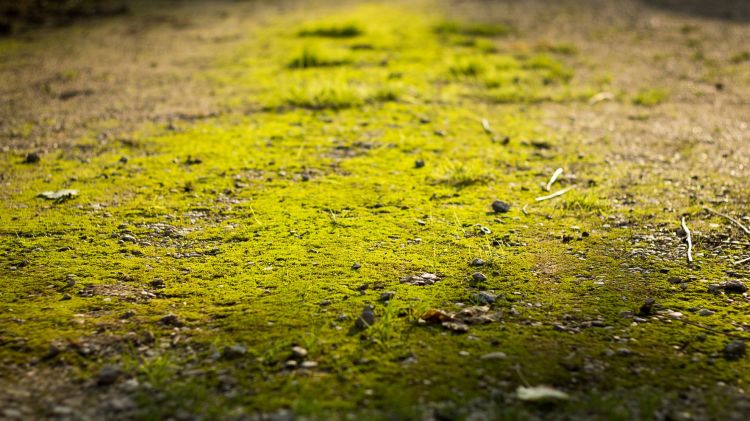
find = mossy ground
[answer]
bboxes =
[1,0,750,419]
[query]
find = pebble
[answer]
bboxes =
[223,344,247,359]
[474,291,497,304]
[351,263,361,270]
[724,340,746,361]
[723,280,747,294]
[472,272,487,283]
[470,258,486,267]
[159,314,182,327]
[414,159,425,169]
[97,364,121,386]
[24,152,41,164]
[285,360,298,369]
[291,346,308,358]
[300,361,318,369]
[698,309,715,316]
[638,298,656,316]
[379,291,395,302]
[319,299,331,306]
[355,305,376,329]
[491,200,511,213]
[458,351,470,357]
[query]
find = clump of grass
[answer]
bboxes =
[436,161,494,188]
[730,51,750,64]
[560,192,609,214]
[298,24,363,38]
[370,85,401,102]
[434,20,512,37]
[535,42,578,55]
[632,88,668,106]
[286,83,363,110]
[524,54,573,83]
[287,47,350,69]
[449,58,487,78]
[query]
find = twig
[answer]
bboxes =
[521,203,529,216]
[704,206,750,236]
[481,119,492,134]
[664,314,747,340]
[681,217,693,263]
[544,168,563,192]
[735,256,750,265]
[535,186,575,202]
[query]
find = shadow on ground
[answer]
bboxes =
[640,0,750,21]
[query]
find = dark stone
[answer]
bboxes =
[355,305,375,329]
[491,200,511,213]
[24,152,41,164]
[723,280,747,294]
[351,263,361,270]
[638,298,656,316]
[159,314,182,327]
[414,159,425,169]
[723,340,746,361]
[97,365,121,386]
[472,272,487,283]
[470,258,486,267]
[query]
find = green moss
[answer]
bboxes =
[434,20,513,37]
[633,88,669,106]
[298,24,363,38]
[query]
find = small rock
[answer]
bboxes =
[414,159,425,169]
[708,284,723,294]
[472,272,487,283]
[698,309,715,317]
[723,340,746,361]
[24,152,41,164]
[355,305,376,329]
[120,310,136,319]
[319,299,332,306]
[291,346,308,359]
[458,350,470,357]
[351,263,361,270]
[491,200,511,213]
[667,277,683,284]
[300,361,318,369]
[159,314,182,327]
[150,278,165,289]
[120,234,137,243]
[615,348,633,356]
[97,364,121,386]
[223,344,247,359]
[638,298,656,316]
[61,293,71,301]
[118,156,129,164]
[379,291,395,302]
[723,280,747,294]
[470,258,486,267]
[285,360,298,369]
[480,352,507,360]
[474,291,497,304]
[442,321,469,333]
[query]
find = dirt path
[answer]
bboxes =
[1,0,749,419]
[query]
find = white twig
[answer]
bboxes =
[681,217,693,263]
[704,206,750,236]
[521,203,529,215]
[735,256,750,265]
[481,119,493,134]
[535,186,575,202]
[544,168,563,192]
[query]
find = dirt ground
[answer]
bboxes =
[1,0,750,419]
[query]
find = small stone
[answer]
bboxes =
[285,360,298,369]
[491,200,511,213]
[638,298,656,316]
[52,406,73,416]
[458,350,470,357]
[120,234,137,243]
[61,293,71,301]
[723,280,747,294]
[159,314,182,327]
[615,348,633,356]
[319,299,332,306]
[291,346,308,358]
[470,258,486,267]
[414,159,425,169]
[118,156,129,164]
[474,291,497,304]
[698,309,715,317]
[708,284,722,294]
[442,321,469,333]
[667,277,683,284]
[150,278,165,289]
[379,291,395,302]
[300,361,318,369]
[120,310,136,319]
[355,305,376,329]
[723,340,746,361]
[24,152,41,164]
[223,344,247,359]
[97,364,121,386]
[472,272,487,283]
[480,352,507,360]
[351,263,361,270]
